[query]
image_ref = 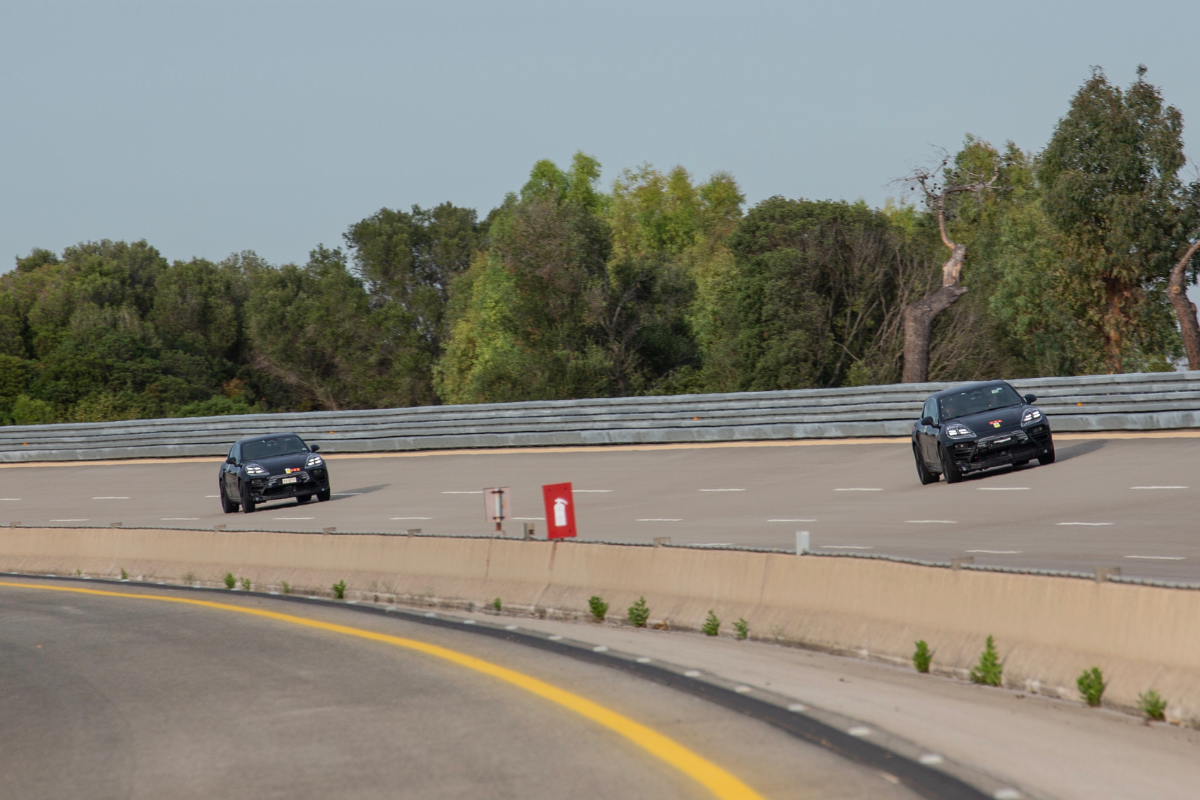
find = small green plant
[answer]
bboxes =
[76,569,82,576]
[1138,689,1167,721]
[120,568,128,581]
[183,571,196,584]
[281,581,291,595]
[970,635,1003,686]
[492,597,502,612]
[240,577,252,592]
[627,596,650,627]
[1077,667,1107,707]
[588,595,608,622]
[702,610,721,636]
[913,640,933,673]
[224,572,236,590]
[733,618,749,640]
[332,580,346,600]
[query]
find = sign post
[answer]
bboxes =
[484,487,509,533]
[542,482,577,539]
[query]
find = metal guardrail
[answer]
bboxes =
[1,371,1198,462]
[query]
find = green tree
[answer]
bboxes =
[1038,66,1195,373]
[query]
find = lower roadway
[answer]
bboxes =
[1,432,1198,580]
[0,580,920,800]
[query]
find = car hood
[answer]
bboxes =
[950,406,1026,436]
[246,452,313,475]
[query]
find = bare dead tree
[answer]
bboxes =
[1168,234,1200,370]
[900,153,1001,383]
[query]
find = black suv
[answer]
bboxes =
[219,433,330,513]
[912,380,1054,485]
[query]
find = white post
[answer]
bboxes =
[795,530,810,555]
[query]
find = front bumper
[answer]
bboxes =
[948,424,1052,472]
[248,467,329,501]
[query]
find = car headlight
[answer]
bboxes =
[1021,408,1042,425]
[244,463,268,476]
[945,423,975,439]
[306,453,324,467]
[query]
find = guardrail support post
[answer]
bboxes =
[111,522,122,528]
[951,556,974,570]
[653,537,670,547]
[1095,566,1121,583]
[407,528,421,537]
[795,530,810,555]
[523,523,535,540]
[323,527,336,535]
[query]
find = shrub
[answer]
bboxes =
[588,595,608,622]
[224,572,236,590]
[240,577,251,592]
[733,618,749,640]
[702,610,720,636]
[1077,667,1107,707]
[492,597,502,612]
[913,640,933,673]
[970,636,1003,686]
[1138,690,1167,721]
[627,596,650,627]
[281,581,291,594]
[332,580,347,600]
[120,568,128,581]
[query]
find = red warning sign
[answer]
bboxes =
[542,482,577,539]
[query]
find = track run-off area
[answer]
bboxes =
[2,432,1198,581]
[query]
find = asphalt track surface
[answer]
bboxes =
[0,580,930,800]
[1,433,1198,580]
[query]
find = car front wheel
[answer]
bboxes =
[1038,441,1056,465]
[316,488,331,502]
[939,445,963,484]
[914,445,938,485]
[239,481,256,513]
[219,481,239,514]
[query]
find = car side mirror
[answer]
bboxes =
[225,456,236,465]
[1024,393,1037,404]
[310,444,320,452]
[920,416,934,426]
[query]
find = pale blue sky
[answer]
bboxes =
[2,1,1198,271]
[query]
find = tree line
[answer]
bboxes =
[1,66,1197,426]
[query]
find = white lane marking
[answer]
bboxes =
[390,516,432,520]
[1125,555,1186,561]
[977,487,1029,491]
[1131,485,1188,490]
[967,550,1023,554]
[733,685,752,693]
[574,490,613,493]
[548,635,563,641]
[424,612,437,618]
[698,488,745,492]
[820,545,873,550]
[918,753,944,765]
[274,516,314,520]
[462,619,475,625]
[1057,522,1113,526]
[683,670,702,677]
[333,492,362,496]
[0,498,20,501]
[907,520,957,524]
[51,519,89,522]
[504,625,518,630]
[848,726,872,736]
[593,646,609,653]
[636,657,652,664]
[994,790,1022,800]
[835,487,882,492]
[637,518,681,522]
[692,543,734,548]
[769,518,816,522]
[92,496,129,500]
[787,703,807,712]
[441,491,479,494]
[205,495,220,498]
[161,518,198,521]
[512,517,545,521]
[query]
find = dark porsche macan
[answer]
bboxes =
[911,380,1055,485]
[218,433,331,513]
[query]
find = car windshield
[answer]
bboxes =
[242,435,308,461]
[938,384,1023,421]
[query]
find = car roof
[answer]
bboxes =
[232,433,306,447]
[927,380,1013,401]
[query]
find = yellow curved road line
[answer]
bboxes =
[0,581,765,800]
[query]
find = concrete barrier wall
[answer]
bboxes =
[4,526,1198,725]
